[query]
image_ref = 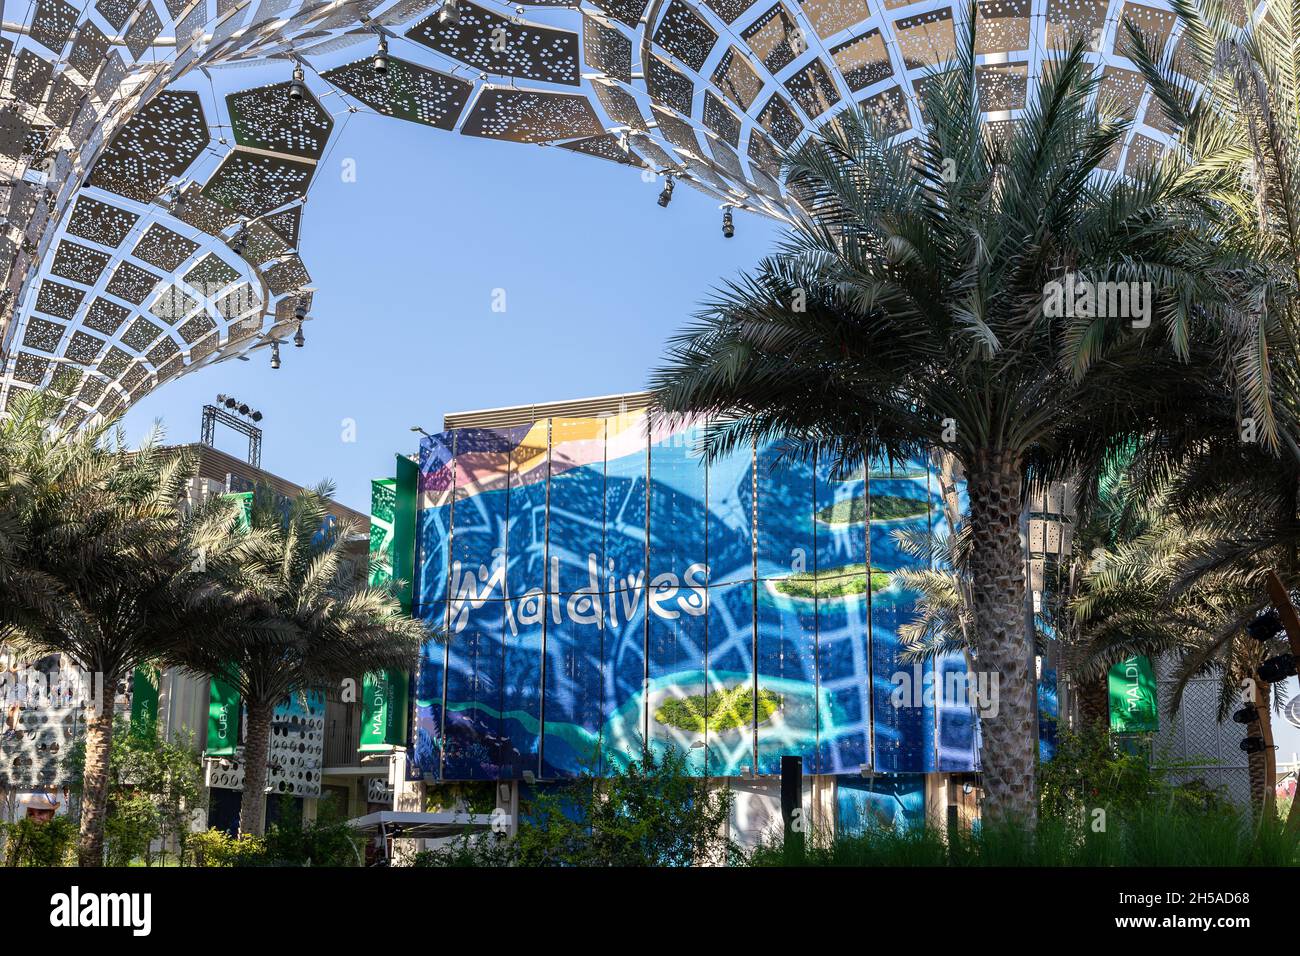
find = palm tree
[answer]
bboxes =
[0,392,80,643]
[1072,478,1286,812]
[650,24,1261,823]
[174,484,426,836]
[0,391,242,865]
[1128,0,1300,366]
[1117,0,1300,816]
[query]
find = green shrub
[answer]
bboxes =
[186,828,267,867]
[1039,725,1232,824]
[747,726,1290,867]
[410,745,738,867]
[105,794,161,867]
[262,811,363,867]
[1,815,77,867]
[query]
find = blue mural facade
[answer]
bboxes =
[410,411,979,781]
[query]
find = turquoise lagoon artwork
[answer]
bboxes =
[410,412,978,780]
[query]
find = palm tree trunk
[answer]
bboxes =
[966,450,1037,827]
[238,699,274,837]
[1077,670,1110,735]
[77,670,116,867]
[1248,681,1273,818]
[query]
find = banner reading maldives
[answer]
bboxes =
[410,411,977,780]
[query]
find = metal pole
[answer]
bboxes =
[781,755,803,861]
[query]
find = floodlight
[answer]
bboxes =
[1258,653,1298,683]
[289,64,306,102]
[1232,704,1258,724]
[658,175,674,207]
[1247,608,1284,642]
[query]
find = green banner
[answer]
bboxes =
[359,464,417,752]
[226,491,253,531]
[393,455,418,615]
[207,495,253,757]
[206,677,241,756]
[1109,655,1158,733]
[369,478,397,589]
[360,669,409,751]
[130,666,160,739]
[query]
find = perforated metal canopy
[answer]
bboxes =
[0,0,1209,419]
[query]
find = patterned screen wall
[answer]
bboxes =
[1153,654,1251,807]
[411,410,978,780]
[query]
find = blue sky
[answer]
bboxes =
[122,70,782,513]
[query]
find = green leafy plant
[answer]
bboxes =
[0,392,250,866]
[261,797,363,867]
[1,815,77,867]
[186,828,268,867]
[170,483,430,837]
[104,795,160,867]
[411,746,739,867]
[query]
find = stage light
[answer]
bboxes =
[1247,608,1284,642]
[658,174,674,207]
[271,341,281,369]
[439,0,460,23]
[293,322,305,348]
[1257,653,1298,683]
[1232,703,1258,724]
[1240,735,1270,755]
[372,35,389,74]
[288,64,306,102]
[722,206,734,238]
[224,396,237,409]
[230,228,247,256]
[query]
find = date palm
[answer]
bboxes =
[1127,0,1300,452]
[1120,0,1300,812]
[1072,473,1286,811]
[174,484,427,836]
[0,391,82,642]
[651,25,1264,823]
[0,390,244,865]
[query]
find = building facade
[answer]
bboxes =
[408,392,980,837]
